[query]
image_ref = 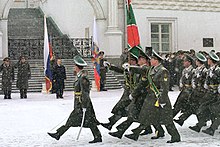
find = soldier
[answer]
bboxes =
[174,50,184,85]
[173,54,194,118]
[189,51,220,136]
[48,55,102,143]
[124,50,181,143]
[0,57,14,99]
[52,58,66,99]
[101,54,139,130]
[99,51,107,91]
[108,50,155,139]
[14,56,31,99]
[174,52,207,126]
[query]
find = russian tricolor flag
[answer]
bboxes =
[43,16,52,93]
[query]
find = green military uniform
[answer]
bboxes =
[190,51,220,136]
[0,57,14,99]
[174,52,207,126]
[48,55,102,143]
[173,54,194,117]
[14,57,31,99]
[101,61,139,130]
[125,51,180,143]
[99,51,107,91]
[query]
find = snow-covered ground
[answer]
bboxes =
[0,89,220,147]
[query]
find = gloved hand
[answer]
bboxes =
[192,80,196,89]
[129,94,133,100]
[103,61,110,67]
[160,103,166,108]
[204,83,208,89]
[82,108,86,113]
[218,85,220,94]
[185,73,189,79]
[209,71,214,78]
[122,63,130,71]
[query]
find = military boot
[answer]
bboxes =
[8,91,12,99]
[20,89,24,99]
[174,119,184,126]
[101,122,112,130]
[24,89,27,99]
[202,127,215,136]
[3,90,7,99]
[139,126,153,136]
[109,131,123,139]
[48,132,60,140]
[89,126,102,143]
[89,138,102,143]
[124,133,139,141]
[151,130,165,139]
[189,125,201,133]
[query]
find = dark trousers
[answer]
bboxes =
[108,114,122,127]
[3,89,11,99]
[20,89,27,99]
[56,124,101,139]
[56,88,64,98]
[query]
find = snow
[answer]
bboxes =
[0,89,220,147]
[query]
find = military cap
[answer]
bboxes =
[130,54,138,62]
[208,51,219,62]
[137,48,150,60]
[73,55,87,66]
[151,50,163,61]
[183,53,194,63]
[19,55,26,60]
[195,52,207,63]
[3,57,10,61]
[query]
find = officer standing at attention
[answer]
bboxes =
[48,55,102,143]
[0,57,14,99]
[99,51,108,91]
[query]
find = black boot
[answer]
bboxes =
[48,132,60,140]
[124,133,139,141]
[151,131,165,139]
[4,90,7,99]
[167,138,181,143]
[20,89,24,99]
[101,122,112,130]
[202,127,215,136]
[139,126,153,136]
[8,91,12,99]
[89,138,102,143]
[109,131,123,139]
[60,90,63,98]
[24,89,27,99]
[189,125,201,133]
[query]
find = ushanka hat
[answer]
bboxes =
[195,52,207,63]
[73,55,87,66]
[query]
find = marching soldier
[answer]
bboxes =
[189,51,220,136]
[99,51,107,91]
[0,57,14,99]
[174,52,208,126]
[14,56,31,99]
[101,54,139,130]
[52,58,66,99]
[124,50,181,143]
[48,55,102,143]
[173,54,194,118]
[108,50,155,139]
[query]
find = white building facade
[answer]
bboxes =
[0,0,220,59]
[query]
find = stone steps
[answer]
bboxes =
[0,59,122,93]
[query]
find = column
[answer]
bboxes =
[105,0,122,58]
[0,19,8,59]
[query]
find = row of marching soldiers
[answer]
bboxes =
[48,49,220,143]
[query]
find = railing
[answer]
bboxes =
[8,37,92,59]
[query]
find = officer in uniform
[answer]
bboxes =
[108,49,154,139]
[124,50,181,143]
[189,51,220,136]
[99,51,107,91]
[53,58,66,98]
[14,56,31,99]
[174,52,207,126]
[173,54,194,118]
[48,55,102,143]
[0,57,14,99]
[101,54,139,130]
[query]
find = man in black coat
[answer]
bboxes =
[53,59,66,98]
[48,55,102,143]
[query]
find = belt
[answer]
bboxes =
[74,92,82,103]
[184,84,192,87]
[141,77,147,81]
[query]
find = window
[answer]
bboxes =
[203,38,214,47]
[151,23,172,53]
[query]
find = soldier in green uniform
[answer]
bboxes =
[99,51,107,91]
[14,56,31,99]
[48,55,102,143]
[174,52,207,126]
[0,57,14,99]
[173,54,194,118]
[189,51,220,136]
[108,50,154,139]
[101,54,139,130]
[124,50,181,143]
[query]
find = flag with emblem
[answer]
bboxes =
[43,16,52,93]
[91,17,101,91]
[126,0,143,59]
